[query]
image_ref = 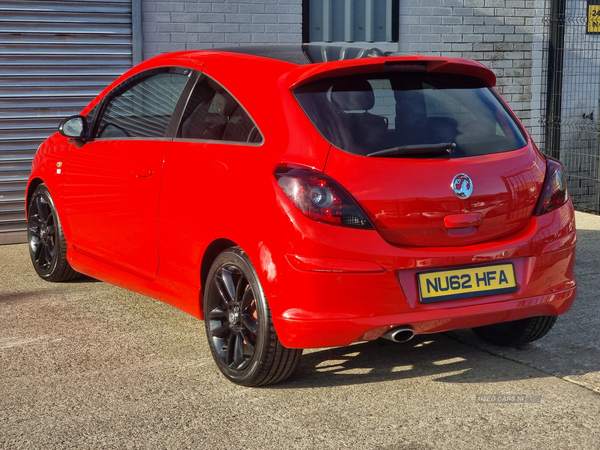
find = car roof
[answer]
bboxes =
[142,45,496,89]
[212,44,392,65]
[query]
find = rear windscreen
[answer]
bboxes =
[293,72,527,158]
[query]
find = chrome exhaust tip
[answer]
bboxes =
[381,326,415,343]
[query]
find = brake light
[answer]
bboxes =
[533,157,568,216]
[274,166,374,229]
[384,61,428,72]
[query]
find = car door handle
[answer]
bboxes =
[134,168,153,178]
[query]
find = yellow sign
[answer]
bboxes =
[588,5,600,33]
[418,263,517,303]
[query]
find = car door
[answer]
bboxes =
[63,67,192,280]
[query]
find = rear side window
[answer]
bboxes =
[96,72,189,139]
[177,75,262,144]
[293,72,527,158]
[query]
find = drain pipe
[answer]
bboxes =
[544,0,567,160]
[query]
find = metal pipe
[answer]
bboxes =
[323,0,332,43]
[345,0,354,43]
[381,326,415,343]
[544,0,567,160]
[365,0,374,43]
[386,0,393,42]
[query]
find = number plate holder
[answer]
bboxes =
[417,263,518,303]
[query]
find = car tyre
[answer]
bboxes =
[27,183,81,282]
[204,246,302,386]
[472,315,558,347]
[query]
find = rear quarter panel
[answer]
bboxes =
[154,56,331,317]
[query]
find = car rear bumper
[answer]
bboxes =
[264,202,577,349]
[275,285,577,348]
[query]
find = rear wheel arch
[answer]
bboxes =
[203,245,302,385]
[200,238,238,314]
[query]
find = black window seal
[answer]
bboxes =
[166,69,202,139]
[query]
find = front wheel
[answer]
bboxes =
[27,183,80,282]
[472,316,558,347]
[204,247,302,386]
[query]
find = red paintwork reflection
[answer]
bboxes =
[63,139,169,280]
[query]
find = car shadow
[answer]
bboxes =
[0,289,72,303]
[0,274,100,303]
[68,275,101,283]
[271,333,546,389]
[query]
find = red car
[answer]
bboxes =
[26,45,577,386]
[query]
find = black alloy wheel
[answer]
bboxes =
[29,192,56,272]
[204,247,301,386]
[210,263,258,371]
[27,184,80,282]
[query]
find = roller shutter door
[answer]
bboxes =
[0,0,135,243]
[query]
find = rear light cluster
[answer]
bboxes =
[274,166,373,229]
[533,157,569,216]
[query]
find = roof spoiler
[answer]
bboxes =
[285,55,496,89]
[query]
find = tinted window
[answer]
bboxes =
[178,76,262,144]
[294,72,527,158]
[96,72,189,139]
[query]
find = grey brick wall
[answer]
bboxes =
[141,0,303,58]
[398,0,536,130]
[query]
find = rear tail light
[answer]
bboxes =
[533,157,568,216]
[274,166,374,229]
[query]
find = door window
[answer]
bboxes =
[96,71,189,139]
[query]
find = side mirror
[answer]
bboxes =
[58,115,88,139]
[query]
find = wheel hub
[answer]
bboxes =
[228,305,241,329]
[39,226,48,242]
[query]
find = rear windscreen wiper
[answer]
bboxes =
[367,142,456,157]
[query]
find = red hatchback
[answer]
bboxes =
[26,45,577,386]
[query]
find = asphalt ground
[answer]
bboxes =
[1,211,599,449]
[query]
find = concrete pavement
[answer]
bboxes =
[0,212,599,449]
